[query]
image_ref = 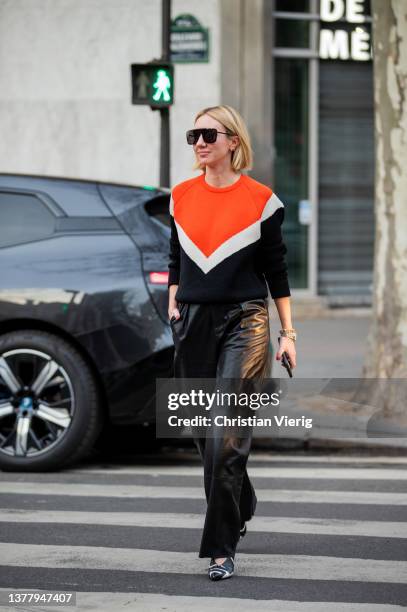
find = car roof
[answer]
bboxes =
[0,172,170,194]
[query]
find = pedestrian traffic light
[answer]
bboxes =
[131,62,174,108]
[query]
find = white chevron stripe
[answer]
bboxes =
[175,218,260,274]
[261,192,285,221]
[1,481,406,505]
[172,192,284,274]
[0,543,405,583]
[1,510,405,538]
[0,590,396,612]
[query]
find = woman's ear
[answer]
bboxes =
[230,135,240,151]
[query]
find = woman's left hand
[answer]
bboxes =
[275,336,296,369]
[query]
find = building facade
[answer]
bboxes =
[220,0,374,303]
[0,0,374,302]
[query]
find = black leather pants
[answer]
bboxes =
[170,299,271,559]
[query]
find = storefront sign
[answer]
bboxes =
[319,0,371,61]
[170,14,209,63]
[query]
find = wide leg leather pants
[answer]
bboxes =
[170,299,271,559]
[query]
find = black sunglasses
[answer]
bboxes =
[186,128,233,145]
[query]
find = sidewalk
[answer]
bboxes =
[266,306,407,451]
[269,314,371,378]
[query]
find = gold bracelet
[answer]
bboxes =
[279,329,297,342]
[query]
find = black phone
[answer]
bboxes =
[277,337,293,377]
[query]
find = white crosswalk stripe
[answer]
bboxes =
[246,454,407,464]
[69,465,407,479]
[1,481,406,505]
[1,542,406,583]
[0,588,404,612]
[0,453,406,610]
[0,509,405,538]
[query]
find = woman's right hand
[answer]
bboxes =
[168,284,180,321]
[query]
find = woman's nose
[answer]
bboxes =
[196,134,206,146]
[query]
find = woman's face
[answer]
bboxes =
[193,114,238,169]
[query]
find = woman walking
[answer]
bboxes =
[167,105,296,580]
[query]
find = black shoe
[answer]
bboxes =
[239,523,247,539]
[208,557,235,581]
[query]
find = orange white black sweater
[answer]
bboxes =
[167,172,291,303]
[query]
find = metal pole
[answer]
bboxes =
[160,0,171,187]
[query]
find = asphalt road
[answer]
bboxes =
[0,448,406,610]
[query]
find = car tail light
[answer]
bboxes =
[149,271,169,284]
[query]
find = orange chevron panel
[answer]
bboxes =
[175,190,260,257]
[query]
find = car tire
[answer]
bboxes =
[0,329,103,472]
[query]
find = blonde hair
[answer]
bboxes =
[192,105,253,172]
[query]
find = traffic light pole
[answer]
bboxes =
[160,0,171,188]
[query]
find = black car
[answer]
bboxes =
[0,173,174,471]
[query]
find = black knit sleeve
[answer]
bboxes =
[259,206,291,299]
[168,195,180,288]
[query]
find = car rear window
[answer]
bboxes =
[0,191,56,247]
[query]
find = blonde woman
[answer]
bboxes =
[167,105,296,580]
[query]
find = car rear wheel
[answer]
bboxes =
[0,329,103,471]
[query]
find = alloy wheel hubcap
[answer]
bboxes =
[0,348,75,457]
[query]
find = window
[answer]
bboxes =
[274,0,313,51]
[275,0,309,11]
[275,19,310,48]
[274,58,309,289]
[0,192,56,247]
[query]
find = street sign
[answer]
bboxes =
[131,62,174,108]
[170,14,209,63]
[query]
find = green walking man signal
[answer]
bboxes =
[152,69,171,102]
[131,62,174,108]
